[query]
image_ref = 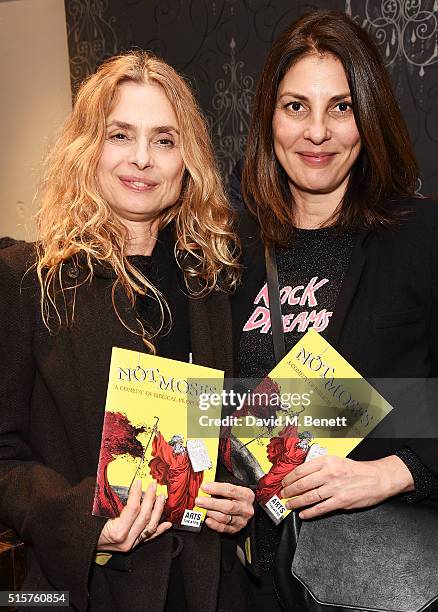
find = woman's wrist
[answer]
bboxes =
[373,455,415,497]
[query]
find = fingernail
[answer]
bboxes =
[136,479,142,489]
[280,489,284,498]
[159,494,166,502]
[202,483,212,492]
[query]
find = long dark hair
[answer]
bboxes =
[242,10,419,244]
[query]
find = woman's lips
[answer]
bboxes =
[297,152,336,166]
[119,176,159,192]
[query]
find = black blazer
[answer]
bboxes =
[231,198,438,485]
[0,243,243,612]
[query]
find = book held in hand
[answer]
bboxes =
[225,329,392,524]
[92,347,224,531]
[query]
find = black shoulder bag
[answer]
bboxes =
[265,244,438,612]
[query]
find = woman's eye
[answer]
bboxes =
[156,137,174,147]
[335,102,352,112]
[286,101,304,112]
[110,132,128,141]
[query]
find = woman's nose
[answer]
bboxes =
[129,140,152,170]
[303,113,330,144]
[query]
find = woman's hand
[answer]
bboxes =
[195,482,255,534]
[281,454,415,519]
[96,480,172,552]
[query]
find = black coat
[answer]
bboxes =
[231,197,438,485]
[0,242,245,612]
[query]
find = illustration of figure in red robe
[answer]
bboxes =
[149,431,204,524]
[256,426,313,505]
[93,411,146,518]
[220,376,281,473]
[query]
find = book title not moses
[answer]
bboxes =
[115,341,371,431]
[116,365,218,399]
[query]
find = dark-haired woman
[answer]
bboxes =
[229,10,438,610]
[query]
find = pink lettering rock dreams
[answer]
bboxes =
[243,278,332,335]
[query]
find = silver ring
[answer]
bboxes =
[227,514,233,525]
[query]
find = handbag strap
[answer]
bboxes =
[265,243,305,602]
[265,243,286,363]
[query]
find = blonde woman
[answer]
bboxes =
[0,53,253,612]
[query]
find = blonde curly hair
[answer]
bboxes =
[36,52,240,351]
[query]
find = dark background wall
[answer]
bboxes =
[65,0,438,195]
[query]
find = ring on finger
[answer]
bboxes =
[140,527,154,541]
[315,488,324,502]
[227,514,233,526]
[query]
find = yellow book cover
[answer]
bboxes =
[92,347,224,531]
[227,329,392,524]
